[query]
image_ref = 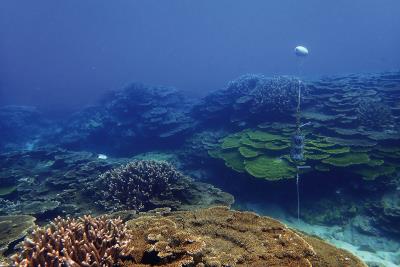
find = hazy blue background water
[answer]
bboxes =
[1,0,399,117]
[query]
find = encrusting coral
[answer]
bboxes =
[13,215,133,267]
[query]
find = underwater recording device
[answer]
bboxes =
[291,45,311,221]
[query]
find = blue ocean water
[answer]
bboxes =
[1,1,400,266]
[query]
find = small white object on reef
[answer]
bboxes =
[98,154,108,160]
[295,46,309,57]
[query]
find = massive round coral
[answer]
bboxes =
[95,160,185,211]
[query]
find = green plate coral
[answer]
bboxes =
[238,146,260,158]
[322,153,370,167]
[209,127,399,181]
[244,156,295,180]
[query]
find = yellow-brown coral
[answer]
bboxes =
[13,215,132,267]
[125,216,205,266]
[123,206,367,267]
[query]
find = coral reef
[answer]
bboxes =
[209,127,399,181]
[54,83,195,154]
[2,70,400,259]
[193,74,304,127]
[13,215,132,266]
[0,149,122,218]
[11,207,367,266]
[0,149,233,223]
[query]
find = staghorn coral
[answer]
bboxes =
[13,215,132,267]
[356,99,393,129]
[95,160,184,212]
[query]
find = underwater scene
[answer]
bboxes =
[1,1,400,267]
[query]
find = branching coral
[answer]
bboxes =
[95,160,184,211]
[356,99,393,129]
[13,215,132,267]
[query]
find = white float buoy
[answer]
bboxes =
[98,154,108,160]
[294,46,309,57]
